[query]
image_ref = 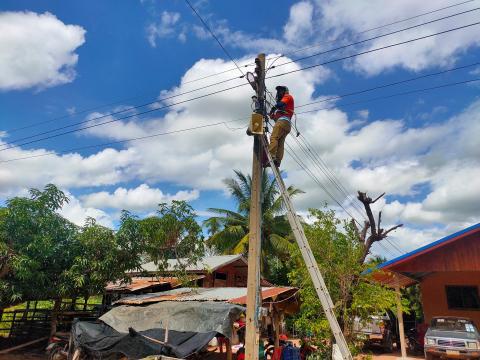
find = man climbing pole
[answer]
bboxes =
[266,86,294,168]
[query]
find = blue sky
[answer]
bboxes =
[1,0,479,259]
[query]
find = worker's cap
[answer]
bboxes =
[279,334,288,341]
[275,86,289,93]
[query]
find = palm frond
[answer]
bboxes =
[232,234,249,254]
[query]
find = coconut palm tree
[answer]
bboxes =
[204,170,303,269]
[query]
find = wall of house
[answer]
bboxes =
[421,271,480,326]
[200,262,248,288]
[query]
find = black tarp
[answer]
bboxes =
[72,320,217,359]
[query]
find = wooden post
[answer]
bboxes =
[245,53,265,360]
[395,284,407,359]
[273,306,280,348]
[226,338,232,360]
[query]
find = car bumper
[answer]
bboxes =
[425,346,480,359]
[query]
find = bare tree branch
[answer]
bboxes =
[355,191,403,264]
[372,192,386,204]
[384,224,403,237]
[358,192,377,236]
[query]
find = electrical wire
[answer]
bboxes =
[181,0,478,86]
[184,0,245,77]
[268,21,480,79]
[296,61,480,109]
[0,82,250,152]
[266,91,367,221]
[3,72,478,161]
[281,0,478,58]
[295,77,480,115]
[269,7,480,71]
[0,119,247,164]
[1,76,247,148]
[5,11,476,143]
[283,140,363,225]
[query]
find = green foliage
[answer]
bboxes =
[288,208,399,347]
[140,200,204,273]
[0,184,78,304]
[0,185,205,308]
[204,170,302,279]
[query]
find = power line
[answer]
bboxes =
[1,76,247,148]
[296,61,480,109]
[284,140,363,225]
[296,77,480,115]
[0,82,249,152]
[269,21,480,79]
[288,133,368,222]
[283,0,478,57]
[270,6,480,71]
[266,90,368,221]
[184,0,245,76]
[5,11,475,142]
[3,69,474,162]
[291,131,368,221]
[181,0,478,86]
[0,119,247,164]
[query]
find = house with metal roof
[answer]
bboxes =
[372,223,480,326]
[129,254,272,288]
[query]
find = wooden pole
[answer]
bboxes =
[273,306,280,348]
[395,283,407,359]
[245,53,265,360]
[226,338,232,360]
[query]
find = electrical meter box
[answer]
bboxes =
[249,113,264,135]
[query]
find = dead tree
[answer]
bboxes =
[339,191,403,334]
[354,191,403,264]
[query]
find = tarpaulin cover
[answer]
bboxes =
[72,320,217,359]
[100,301,245,338]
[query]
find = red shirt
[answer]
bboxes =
[280,94,294,118]
[271,94,294,120]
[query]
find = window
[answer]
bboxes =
[215,272,227,281]
[446,286,480,310]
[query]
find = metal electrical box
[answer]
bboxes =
[249,113,264,135]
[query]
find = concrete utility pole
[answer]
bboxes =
[245,53,266,360]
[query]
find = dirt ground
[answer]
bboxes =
[363,351,424,359]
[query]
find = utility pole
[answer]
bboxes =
[245,53,265,360]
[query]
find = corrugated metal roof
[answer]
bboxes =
[105,277,187,292]
[115,286,296,305]
[136,255,245,273]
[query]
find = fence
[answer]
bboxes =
[0,298,104,344]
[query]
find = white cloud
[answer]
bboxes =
[283,1,314,44]
[147,11,182,47]
[312,0,480,75]
[0,11,85,91]
[60,192,113,228]
[0,51,479,254]
[0,147,138,197]
[81,184,199,211]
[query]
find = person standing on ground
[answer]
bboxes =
[267,86,294,168]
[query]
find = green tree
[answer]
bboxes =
[288,208,399,349]
[204,170,302,278]
[140,200,205,273]
[0,186,206,334]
